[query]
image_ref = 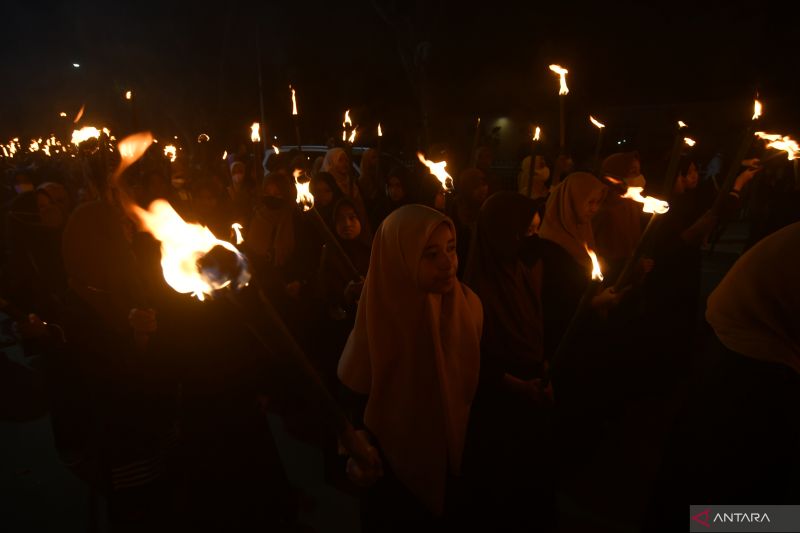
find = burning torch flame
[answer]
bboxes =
[294,169,314,211]
[29,140,40,152]
[125,90,132,100]
[533,126,541,141]
[116,134,250,301]
[222,150,227,161]
[231,223,244,245]
[73,104,85,124]
[753,99,762,121]
[417,152,454,192]
[684,137,696,147]
[272,145,280,154]
[343,110,352,128]
[548,64,569,95]
[589,116,605,129]
[197,133,210,143]
[250,122,261,143]
[584,244,603,282]
[291,86,298,116]
[678,120,688,129]
[348,128,357,144]
[378,123,383,137]
[71,126,101,146]
[163,144,177,162]
[59,112,67,117]
[755,131,799,161]
[621,187,670,214]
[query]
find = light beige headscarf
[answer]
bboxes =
[706,221,800,373]
[338,204,482,515]
[538,171,606,267]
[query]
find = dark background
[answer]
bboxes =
[1,1,798,166]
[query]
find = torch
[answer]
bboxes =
[753,131,800,188]
[470,117,481,165]
[611,187,670,292]
[250,122,263,181]
[112,134,379,471]
[527,125,541,198]
[589,116,605,174]
[376,122,383,183]
[546,244,604,385]
[295,170,363,282]
[549,64,569,153]
[717,99,761,195]
[291,85,302,152]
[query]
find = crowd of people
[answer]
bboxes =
[1,127,799,531]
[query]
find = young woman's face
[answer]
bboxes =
[417,223,457,294]
[335,205,362,241]
[387,176,405,202]
[576,188,604,223]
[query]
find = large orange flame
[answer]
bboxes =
[250,122,261,143]
[584,244,603,281]
[621,187,669,214]
[71,126,101,146]
[753,99,762,121]
[417,152,454,192]
[294,169,314,211]
[548,64,569,95]
[755,131,799,160]
[533,126,541,141]
[684,137,696,147]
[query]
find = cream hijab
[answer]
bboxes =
[706,221,800,373]
[338,204,482,515]
[538,171,606,267]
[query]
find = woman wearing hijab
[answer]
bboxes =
[646,222,800,532]
[370,165,412,228]
[463,192,555,531]
[338,204,482,529]
[52,200,179,529]
[518,154,551,200]
[322,148,372,242]
[309,171,344,229]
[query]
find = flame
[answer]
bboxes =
[589,115,605,129]
[29,140,40,152]
[59,112,67,117]
[102,127,110,137]
[753,99,762,121]
[348,128,357,144]
[197,133,210,143]
[684,137,696,147]
[417,152,454,192]
[533,126,541,141]
[294,169,314,211]
[342,131,346,142]
[222,150,227,160]
[125,90,132,100]
[132,200,250,301]
[2,146,8,157]
[678,120,688,129]
[272,145,280,154]
[378,123,383,137]
[755,131,799,160]
[291,86,298,116]
[73,104,85,124]
[343,109,352,128]
[250,122,260,143]
[116,132,154,180]
[621,187,669,214]
[584,244,603,281]
[231,223,244,245]
[71,126,101,146]
[548,64,569,95]
[163,144,177,162]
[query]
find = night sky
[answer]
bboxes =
[2,1,798,163]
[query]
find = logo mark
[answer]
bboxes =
[692,509,711,528]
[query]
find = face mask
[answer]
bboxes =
[625,174,646,188]
[231,173,245,185]
[15,183,34,194]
